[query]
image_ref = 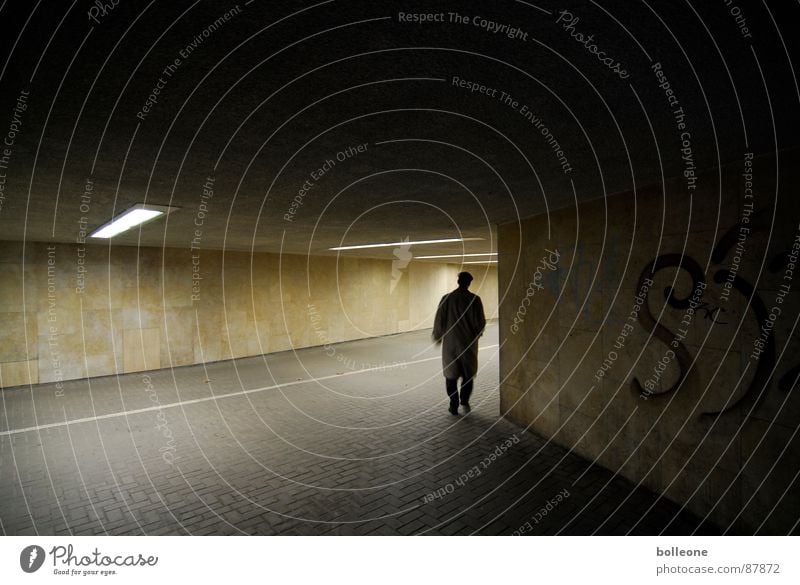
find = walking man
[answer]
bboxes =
[432,271,486,415]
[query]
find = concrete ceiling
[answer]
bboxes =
[0,0,797,259]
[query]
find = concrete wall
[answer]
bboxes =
[498,149,800,533]
[0,243,497,387]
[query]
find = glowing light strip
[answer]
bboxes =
[330,237,481,251]
[416,253,497,259]
[90,204,176,239]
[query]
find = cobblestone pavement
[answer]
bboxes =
[0,322,719,535]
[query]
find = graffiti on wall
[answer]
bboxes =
[631,209,798,416]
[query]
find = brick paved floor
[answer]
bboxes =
[0,322,719,535]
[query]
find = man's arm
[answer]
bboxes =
[432,294,448,342]
[473,296,486,338]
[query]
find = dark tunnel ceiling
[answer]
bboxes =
[0,0,797,258]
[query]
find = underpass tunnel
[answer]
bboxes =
[0,0,799,537]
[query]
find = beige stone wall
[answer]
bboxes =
[498,149,800,533]
[0,243,497,387]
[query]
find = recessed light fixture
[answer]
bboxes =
[416,253,498,259]
[329,237,482,251]
[90,204,178,239]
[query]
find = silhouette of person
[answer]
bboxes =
[432,271,486,415]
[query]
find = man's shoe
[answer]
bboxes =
[461,403,471,413]
[449,405,459,415]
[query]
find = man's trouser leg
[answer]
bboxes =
[445,378,459,410]
[460,376,474,405]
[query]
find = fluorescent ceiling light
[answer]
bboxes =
[463,260,497,264]
[90,204,177,239]
[330,237,481,251]
[416,253,497,259]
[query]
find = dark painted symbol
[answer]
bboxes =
[632,207,797,416]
